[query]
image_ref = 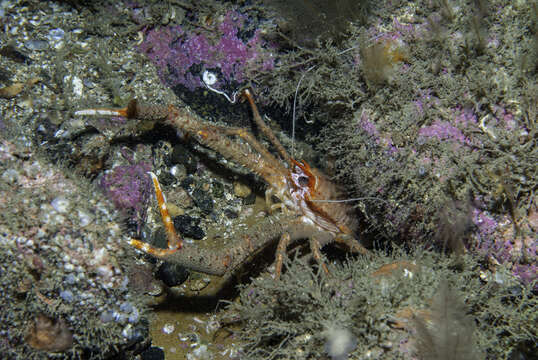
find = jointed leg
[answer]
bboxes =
[129,171,293,275]
[130,172,182,256]
[77,100,290,189]
[334,234,369,255]
[274,232,291,280]
[309,235,330,275]
[242,89,294,168]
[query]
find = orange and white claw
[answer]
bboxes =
[147,171,182,251]
[129,238,179,257]
[128,171,183,257]
[74,107,129,117]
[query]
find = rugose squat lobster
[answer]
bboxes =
[76,89,368,279]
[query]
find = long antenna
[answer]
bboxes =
[292,66,315,158]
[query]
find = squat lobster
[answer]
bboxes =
[76,90,368,279]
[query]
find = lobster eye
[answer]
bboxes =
[297,176,310,187]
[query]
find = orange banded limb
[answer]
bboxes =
[242,89,294,169]
[75,99,171,123]
[274,232,291,280]
[129,172,182,256]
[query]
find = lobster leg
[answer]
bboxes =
[129,172,182,256]
[128,171,293,275]
[242,89,294,169]
[309,234,330,275]
[85,100,291,186]
[334,234,369,255]
[274,232,291,280]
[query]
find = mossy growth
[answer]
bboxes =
[264,0,371,46]
[224,248,536,359]
[257,0,537,252]
[250,37,367,150]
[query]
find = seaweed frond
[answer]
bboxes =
[435,199,472,256]
[414,281,482,360]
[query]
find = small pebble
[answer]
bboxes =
[128,308,140,323]
[71,76,83,97]
[65,274,76,284]
[234,181,252,198]
[140,346,165,360]
[25,39,49,51]
[64,263,75,272]
[78,210,93,227]
[170,164,186,179]
[173,215,205,240]
[191,188,213,214]
[224,209,238,219]
[121,324,135,339]
[157,262,189,287]
[113,311,127,323]
[48,28,65,41]
[120,302,133,313]
[100,311,115,323]
[190,277,210,292]
[162,323,175,334]
[51,196,70,213]
[171,144,198,174]
[166,202,184,217]
[83,78,95,88]
[2,169,19,184]
[60,290,74,303]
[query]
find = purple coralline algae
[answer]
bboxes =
[355,92,535,288]
[472,206,537,288]
[418,120,468,144]
[139,11,274,92]
[100,150,152,228]
[418,107,477,146]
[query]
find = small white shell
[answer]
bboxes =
[202,70,218,86]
